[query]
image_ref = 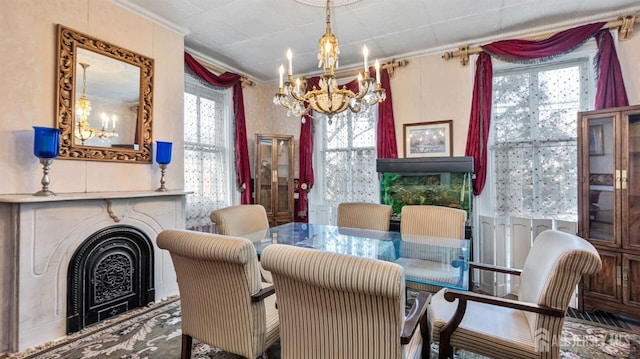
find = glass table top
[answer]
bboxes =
[242,222,470,290]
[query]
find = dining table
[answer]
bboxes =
[241,222,471,291]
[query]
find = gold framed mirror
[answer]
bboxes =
[55,24,154,163]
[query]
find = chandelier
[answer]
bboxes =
[273,0,386,123]
[74,63,118,144]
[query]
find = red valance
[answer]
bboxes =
[465,21,630,196]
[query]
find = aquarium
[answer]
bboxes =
[377,157,474,227]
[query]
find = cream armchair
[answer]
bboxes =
[210,204,270,236]
[211,204,273,282]
[262,244,430,359]
[398,205,468,293]
[337,202,393,231]
[428,230,602,359]
[400,205,466,239]
[157,229,279,359]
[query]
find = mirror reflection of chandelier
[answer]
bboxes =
[273,0,386,123]
[74,63,118,144]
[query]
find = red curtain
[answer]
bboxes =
[466,21,607,195]
[483,22,605,61]
[297,115,314,218]
[595,29,629,109]
[296,78,320,218]
[377,69,398,158]
[184,52,253,204]
[465,53,493,195]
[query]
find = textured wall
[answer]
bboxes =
[0,0,185,195]
[244,83,301,178]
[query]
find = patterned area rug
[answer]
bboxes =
[8,297,640,359]
[566,307,630,329]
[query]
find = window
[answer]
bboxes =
[489,59,591,220]
[310,106,379,224]
[184,76,233,231]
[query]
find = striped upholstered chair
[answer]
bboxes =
[211,204,273,282]
[428,230,602,359]
[157,229,279,359]
[261,244,430,359]
[397,205,467,293]
[400,205,466,239]
[210,204,270,237]
[337,202,393,231]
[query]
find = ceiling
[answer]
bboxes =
[111,0,640,84]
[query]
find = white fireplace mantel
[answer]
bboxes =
[0,189,189,203]
[0,190,188,354]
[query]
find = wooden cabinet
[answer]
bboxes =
[255,134,294,227]
[578,105,640,319]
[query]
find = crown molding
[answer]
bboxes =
[109,0,190,36]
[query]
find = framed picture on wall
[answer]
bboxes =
[403,120,453,158]
[589,125,604,156]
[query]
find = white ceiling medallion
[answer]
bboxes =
[294,0,362,7]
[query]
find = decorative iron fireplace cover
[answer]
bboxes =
[66,225,155,334]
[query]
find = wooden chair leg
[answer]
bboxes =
[421,314,430,359]
[181,334,193,359]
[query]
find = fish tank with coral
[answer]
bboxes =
[377,157,474,236]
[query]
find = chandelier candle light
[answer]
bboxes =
[273,0,386,123]
[74,63,118,144]
[155,141,172,192]
[32,126,61,196]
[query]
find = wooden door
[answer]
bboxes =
[623,253,640,309]
[623,110,640,251]
[582,249,621,305]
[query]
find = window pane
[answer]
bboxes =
[315,105,379,224]
[324,151,349,202]
[493,73,531,143]
[491,60,587,220]
[184,93,198,143]
[184,78,229,230]
[352,113,376,148]
[537,66,581,140]
[199,97,219,145]
[326,119,350,149]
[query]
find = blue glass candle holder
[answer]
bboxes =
[155,141,172,192]
[32,126,61,196]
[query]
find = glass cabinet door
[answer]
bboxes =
[623,111,640,250]
[255,134,294,226]
[276,138,292,217]
[257,137,274,214]
[580,113,618,246]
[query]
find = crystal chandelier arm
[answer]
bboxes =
[273,0,385,121]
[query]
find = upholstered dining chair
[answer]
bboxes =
[398,205,468,293]
[157,229,279,359]
[210,204,270,237]
[210,204,273,282]
[261,244,431,359]
[337,202,393,231]
[428,230,602,359]
[400,205,467,239]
